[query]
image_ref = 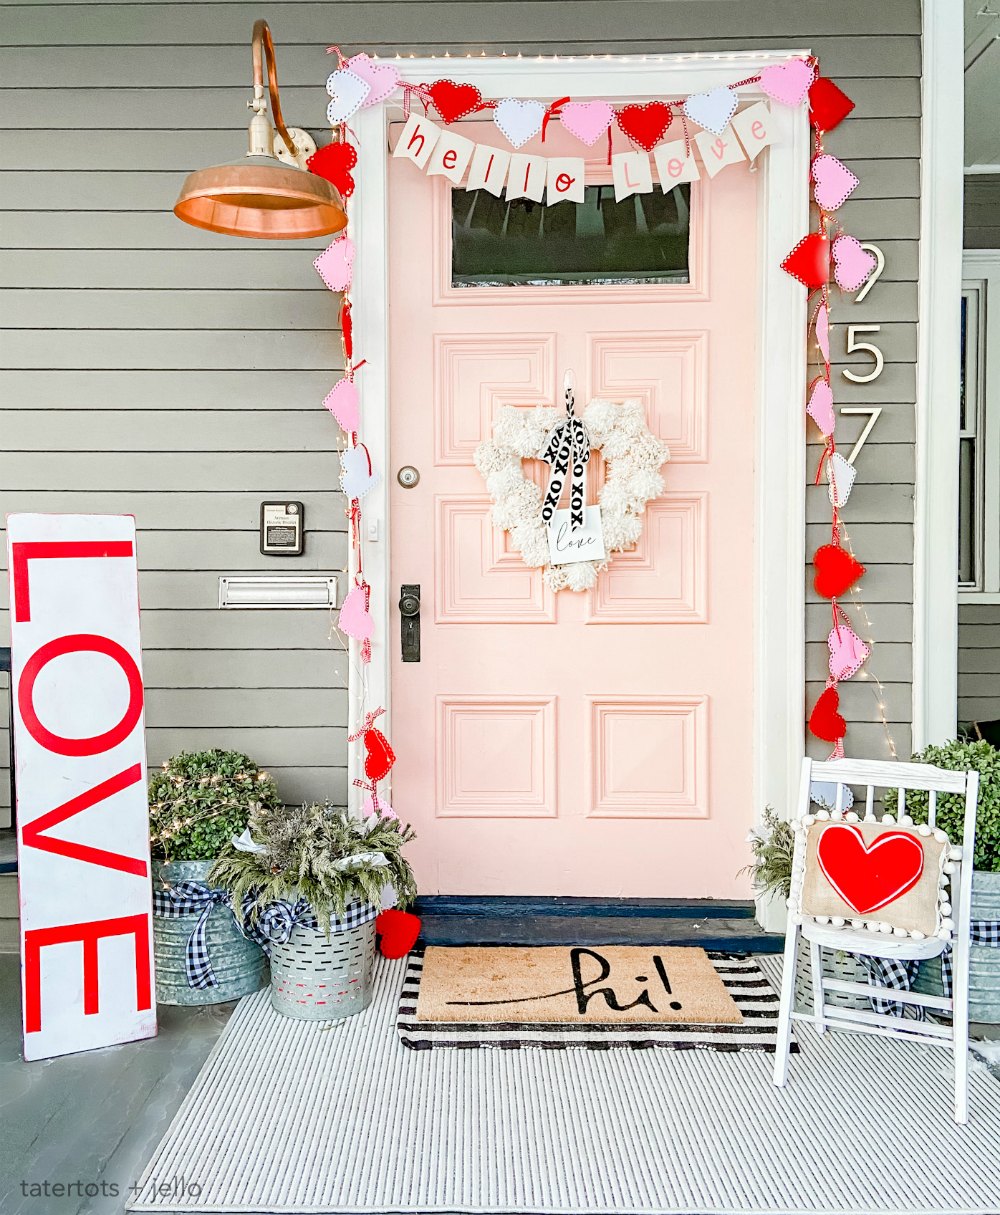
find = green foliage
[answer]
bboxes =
[884,738,1000,873]
[740,806,795,901]
[148,749,281,862]
[208,801,418,936]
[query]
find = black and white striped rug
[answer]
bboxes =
[397,949,796,1052]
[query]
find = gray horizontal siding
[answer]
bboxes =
[964,175,1000,251]
[959,605,1000,725]
[0,0,922,830]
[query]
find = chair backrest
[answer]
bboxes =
[791,757,980,942]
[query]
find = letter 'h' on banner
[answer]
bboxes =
[6,514,156,1061]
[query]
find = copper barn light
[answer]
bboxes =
[173,19,347,239]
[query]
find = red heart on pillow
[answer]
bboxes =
[307,140,358,198]
[813,544,866,599]
[428,80,483,124]
[808,76,855,133]
[364,726,396,782]
[615,102,672,152]
[816,823,924,915]
[781,232,831,288]
[809,686,846,743]
[376,909,421,959]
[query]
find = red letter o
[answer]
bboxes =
[18,634,144,757]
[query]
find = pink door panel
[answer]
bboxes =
[388,120,757,897]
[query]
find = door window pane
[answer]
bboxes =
[451,184,691,287]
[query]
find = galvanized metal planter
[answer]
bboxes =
[794,937,870,1011]
[153,859,267,1007]
[270,916,377,1021]
[912,869,1000,1024]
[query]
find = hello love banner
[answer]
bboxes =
[391,101,777,202]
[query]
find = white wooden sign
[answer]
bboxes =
[7,514,156,1060]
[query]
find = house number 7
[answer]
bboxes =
[843,324,884,383]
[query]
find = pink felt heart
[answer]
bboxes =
[812,153,859,211]
[362,792,397,820]
[314,235,354,292]
[806,379,836,436]
[345,53,400,106]
[338,584,374,641]
[828,620,870,680]
[832,235,876,292]
[760,58,816,107]
[323,377,360,432]
[561,100,614,146]
[815,301,830,362]
[827,451,856,508]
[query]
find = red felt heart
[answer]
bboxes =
[615,102,672,152]
[375,909,421,959]
[364,726,396,782]
[808,687,846,743]
[781,232,831,288]
[808,76,855,133]
[307,140,357,198]
[813,543,866,599]
[816,823,924,915]
[428,79,483,124]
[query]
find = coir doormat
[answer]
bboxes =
[398,946,794,1051]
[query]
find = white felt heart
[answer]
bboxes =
[827,451,856,508]
[683,86,738,136]
[494,98,546,148]
[326,69,371,123]
[810,781,855,811]
[340,442,380,500]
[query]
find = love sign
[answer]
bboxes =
[7,515,156,1060]
[547,506,607,567]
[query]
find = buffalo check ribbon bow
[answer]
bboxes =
[541,382,591,532]
[152,880,253,990]
[252,897,381,950]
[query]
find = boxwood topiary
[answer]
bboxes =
[148,749,282,861]
[884,738,1000,873]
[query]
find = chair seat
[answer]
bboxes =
[801,920,948,961]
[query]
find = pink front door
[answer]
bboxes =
[388,121,758,898]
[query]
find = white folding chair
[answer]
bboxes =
[772,756,980,1123]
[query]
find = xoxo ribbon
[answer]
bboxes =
[540,382,591,532]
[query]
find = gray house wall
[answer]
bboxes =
[0,0,923,828]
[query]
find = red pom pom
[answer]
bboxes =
[376,910,421,959]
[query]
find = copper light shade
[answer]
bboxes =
[174,20,347,240]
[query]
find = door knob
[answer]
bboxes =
[399,584,420,662]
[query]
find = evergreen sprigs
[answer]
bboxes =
[148,749,281,861]
[209,800,418,937]
[741,807,795,901]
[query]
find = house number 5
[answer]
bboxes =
[843,324,884,383]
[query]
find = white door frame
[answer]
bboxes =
[349,53,810,923]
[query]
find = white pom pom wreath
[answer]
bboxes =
[474,399,669,591]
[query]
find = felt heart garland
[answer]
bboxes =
[828,609,870,681]
[781,232,830,288]
[307,140,358,198]
[832,235,877,292]
[364,726,396,782]
[428,79,484,123]
[813,544,866,599]
[809,76,856,133]
[809,686,846,743]
[616,102,672,152]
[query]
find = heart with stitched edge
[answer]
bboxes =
[314,235,354,292]
[808,686,846,743]
[375,909,421,959]
[832,235,876,292]
[338,585,374,641]
[760,58,816,107]
[808,76,855,133]
[494,98,546,148]
[345,53,400,107]
[325,69,371,124]
[816,823,924,916]
[323,377,360,432]
[307,140,357,198]
[364,726,396,782]
[812,153,859,212]
[828,619,869,680]
[616,102,672,152]
[814,300,830,361]
[340,442,380,500]
[428,80,483,124]
[781,232,830,288]
[806,379,835,436]
[561,100,614,145]
[813,544,866,599]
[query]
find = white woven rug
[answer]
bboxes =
[129,957,1000,1215]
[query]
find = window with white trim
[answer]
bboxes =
[959,253,1000,600]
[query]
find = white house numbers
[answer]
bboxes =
[840,244,886,466]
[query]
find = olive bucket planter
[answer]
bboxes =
[912,869,1000,1024]
[269,915,377,1021]
[153,860,267,1006]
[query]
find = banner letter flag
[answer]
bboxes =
[7,514,156,1060]
[731,101,776,162]
[467,143,511,196]
[694,127,746,178]
[611,151,653,201]
[545,157,586,205]
[392,113,442,169]
[653,140,700,188]
[426,128,476,183]
[506,153,547,203]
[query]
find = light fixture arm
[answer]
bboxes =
[249,19,296,160]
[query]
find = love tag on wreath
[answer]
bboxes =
[474,393,668,592]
